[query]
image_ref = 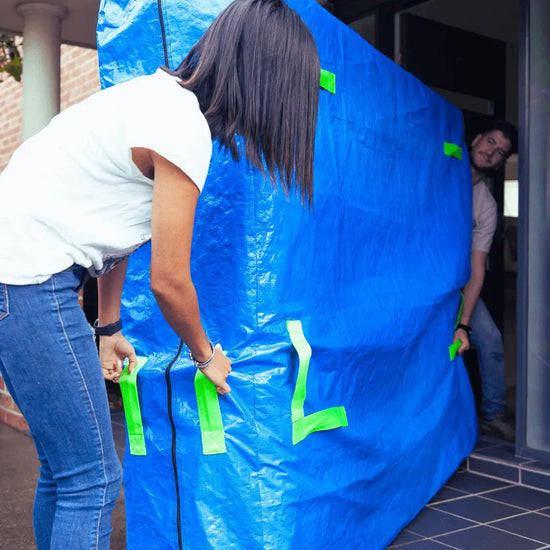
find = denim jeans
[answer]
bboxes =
[0,266,122,550]
[470,297,506,420]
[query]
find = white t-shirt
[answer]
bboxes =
[0,69,212,284]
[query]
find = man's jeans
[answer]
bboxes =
[470,297,507,420]
[0,266,122,550]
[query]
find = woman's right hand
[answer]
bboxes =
[200,344,232,394]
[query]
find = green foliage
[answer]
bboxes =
[0,35,23,82]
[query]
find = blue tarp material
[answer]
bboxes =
[97,1,477,548]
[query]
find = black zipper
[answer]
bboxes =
[165,339,184,550]
[157,0,170,68]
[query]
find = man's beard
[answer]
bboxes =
[469,151,499,175]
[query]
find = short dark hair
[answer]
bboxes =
[483,120,518,157]
[167,0,320,205]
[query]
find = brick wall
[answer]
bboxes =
[59,42,100,110]
[0,377,29,431]
[0,43,100,431]
[0,42,100,172]
[0,72,23,171]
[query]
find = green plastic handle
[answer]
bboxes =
[287,320,348,445]
[119,356,148,456]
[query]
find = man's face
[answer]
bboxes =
[470,130,512,173]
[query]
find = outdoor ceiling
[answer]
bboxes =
[0,0,519,51]
[0,0,100,49]
[330,0,519,44]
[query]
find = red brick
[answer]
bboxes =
[0,390,15,410]
[0,407,29,432]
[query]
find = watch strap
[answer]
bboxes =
[93,319,123,337]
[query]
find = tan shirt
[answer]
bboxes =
[472,181,497,253]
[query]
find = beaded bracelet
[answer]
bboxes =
[189,341,215,369]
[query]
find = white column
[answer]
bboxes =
[16,1,69,140]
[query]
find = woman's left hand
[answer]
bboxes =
[99,333,138,383]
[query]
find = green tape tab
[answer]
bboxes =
[320,68,336,94]
[287,320,348,445]
[119,356,148,456]
[195,370,226,455]
[444,142,462,160]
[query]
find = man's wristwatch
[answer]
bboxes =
[456,323,472,337]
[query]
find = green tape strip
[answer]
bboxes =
[287,320,348,445]
[119,356,148,456]
[288,320,311,422]
[444,142,462,160]
[194,370,226,455]
[293,407,348,445]
[320,68,336,94]
[449,293,465,361]
[454,292,465,330]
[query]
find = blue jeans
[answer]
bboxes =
[0,266,122,550]
[470,297,506,420]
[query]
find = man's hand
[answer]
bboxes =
[99,332,138,383]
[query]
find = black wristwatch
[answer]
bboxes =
[93,319,122,337]
[456,323,472,337]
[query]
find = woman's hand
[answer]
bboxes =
[200,344,232,395]
[99,332,138,383]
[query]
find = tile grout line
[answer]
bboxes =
[471,450,539,468]
[422,505,550,547]
[467,465,550,495]
[478,519,550,546]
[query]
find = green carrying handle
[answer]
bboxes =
[454,293,464,330]
[449,340,461,361]
[449,293,465,361]
[195,370,227,455]
[119,356,148,456]
[287,320,348,445]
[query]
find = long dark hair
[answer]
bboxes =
[166,0,320,205]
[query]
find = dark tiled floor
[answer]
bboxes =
[387,436,550,549]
